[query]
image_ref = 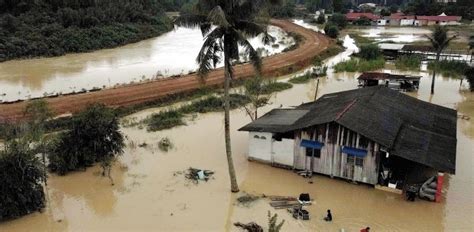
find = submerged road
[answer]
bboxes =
[0,19,333,121]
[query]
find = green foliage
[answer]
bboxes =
[403,0,473,21]
[306,0,322,13]
[268,211,285,232]
[395,55,422,70]
[334,58,385,73]
[146,94,251,131]
[0,139,46,221]
[289,73,314,84]
[354,16,372,26]
[261,82,293,95]
[269,0,297,18]
[428,60,470,77]
[465,67,474,91]
[324,23,339,39]
[282,31,304,52]
[23,99,53,141]
[348,33,374,46]
[328,13,347,29]
[358,44,381,60]
[48,104,124,175]
[147,110,186,131]
[0,0,173,61]
[316,13,326,24]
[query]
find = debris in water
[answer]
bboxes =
[158,137,173,152]
[237,193,260,206]
[184,167,214,184]
[234,222,263,232]
[138,142,148,148]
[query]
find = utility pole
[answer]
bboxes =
[314,78,320,101]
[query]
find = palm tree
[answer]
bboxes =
[426,26,456,94]
[175,0,280,192]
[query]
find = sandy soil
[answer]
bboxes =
[0,19,332,122]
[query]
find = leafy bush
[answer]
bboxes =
[324,23,339,39]
[48,104,124,175]
[147,94,251,131]
[428,60,470,77]
[354,16,372,26]
[358,44,381,60]
[316,14,326,24]
[146,110,185,132]
[328,13,347,29]
[0,140,46,221]
[334,58,385,73]
[395,55,422,70]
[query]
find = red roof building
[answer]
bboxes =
[345,12,380,21]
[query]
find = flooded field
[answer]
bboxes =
[1,23,473,232]
[0,26,293,102]
[348,26,432,43]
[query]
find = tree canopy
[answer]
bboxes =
[0,0,174,62]
[0,139,46,221]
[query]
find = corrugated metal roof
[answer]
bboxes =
[378,43,405,51]
[239,86,457,173]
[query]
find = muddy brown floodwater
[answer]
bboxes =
[1,57,473,231]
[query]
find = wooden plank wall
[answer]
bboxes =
[293,123,380,185]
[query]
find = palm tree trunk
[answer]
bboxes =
[224,54,239,193]
[431,52,441,95]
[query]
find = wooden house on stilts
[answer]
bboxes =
[239,86,457,194]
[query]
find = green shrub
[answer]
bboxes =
[324,23,339,38]
[0,140,46,221]
[358,44,381,60]
[260,82,293,94]
[147,110,185,132]
[334,58,385,73]
[316,14,326,24]
[48,104,124,175]
[395,55,422,70]
[328,13,347,29]
[289,73,314,84]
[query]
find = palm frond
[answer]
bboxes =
[235,21,266,37]
[197,27,225,77]
[237,33,262,74]
[207,6,230,28]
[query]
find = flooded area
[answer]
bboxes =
[349,26,432,43]
[0,26,293,102]
[1,23,473,232]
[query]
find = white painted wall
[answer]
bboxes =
[272,138,295,166]
[377,19,387,26]
[400,19,414,26]
[248,132,273,162]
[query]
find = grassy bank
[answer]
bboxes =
[334,58,385,73]
[395,55,422,70]
[347,33,375,46]
[145,94,251,131]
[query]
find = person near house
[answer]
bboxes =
[324,209,332,221]
[360,227,370,232]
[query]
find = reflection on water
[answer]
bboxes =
[0,26,292,102]
[351,26,431,43]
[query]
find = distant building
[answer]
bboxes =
[415,13,462,26]
[345,12,381,24]
[240,87,457,191]
[357,72,421,91]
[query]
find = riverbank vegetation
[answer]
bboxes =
[48,104,124,178]
[0,0,173,62]
[0,139,46,222]
[334,58,385,73]
[395,55,422,71]
[428,60,470,77]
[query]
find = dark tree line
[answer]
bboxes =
[403,0,473,21]
[0,0,177,62]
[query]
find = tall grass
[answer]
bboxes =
[428,60,470,77]
[395,55,422,70]
[334,58,385,73]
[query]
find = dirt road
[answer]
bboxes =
[0,19,332,122]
